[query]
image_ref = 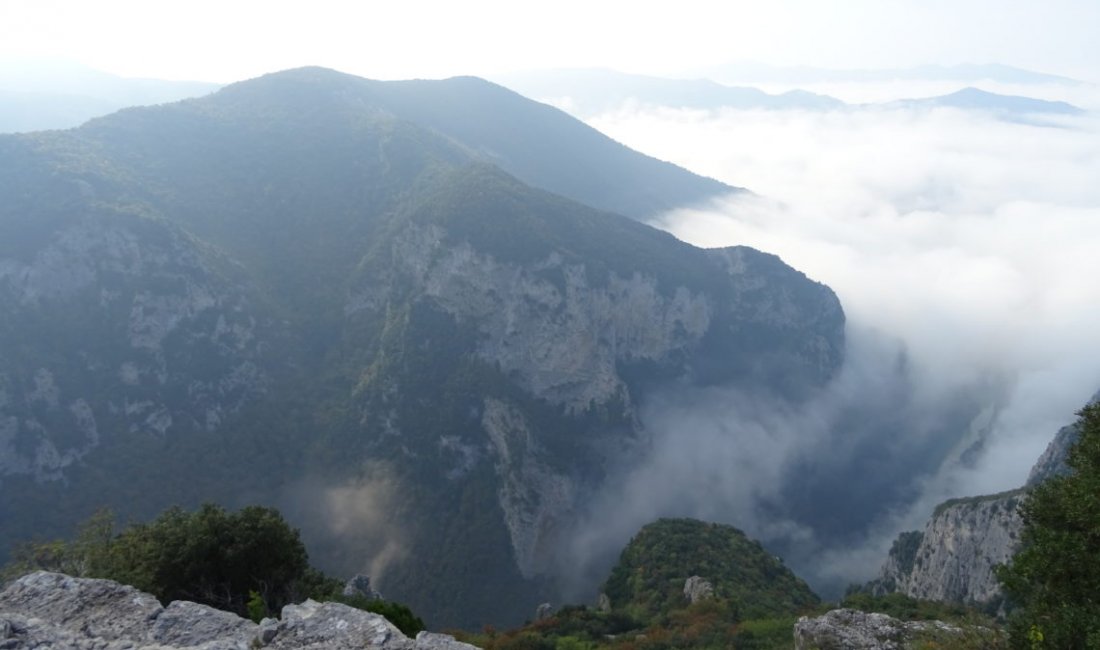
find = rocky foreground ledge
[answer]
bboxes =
[794,608,971,650]
[0,572,479,650]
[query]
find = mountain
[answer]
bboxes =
[492,68,844,117]
[0,67,843,628]
[867,391,1099,609]
[888,87,1084,117]
[0,60,220,133]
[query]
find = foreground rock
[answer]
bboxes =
[793,609,964,650]
[0,572,479,650]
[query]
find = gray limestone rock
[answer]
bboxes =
[0,571,163,641]
[596,593,611,614]
[794,609,963,650]
[0,572,480,650]
[683,576,713,604]
[872,490,1023,605]
[270,599,407,649]
[414,631,481,650]
[150,600,259,649]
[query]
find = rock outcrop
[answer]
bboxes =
[871,490,1023,605]
[0,572,478,650]
[869,390,1100,608]
[682,576,714,604]
[793,609,965,650]
[343,574,384,600]
[1025,389,1097,487]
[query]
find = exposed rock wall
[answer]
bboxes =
[873,491,1023,605]
[0,571,478,650]
[358,223,712,413]
[0,212,269,482]
[481,398,577,578]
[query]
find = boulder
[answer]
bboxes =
[793,608,964,650]
[0,572,479,650]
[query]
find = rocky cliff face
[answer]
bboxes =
[871,491,1023,606]
[0,207,271,483]
[1026,390,1098,486]
[0,571,478,650]
[869,391,1100,607]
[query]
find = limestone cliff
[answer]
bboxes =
[0,207,271,483]
[871,490,1023,606]
[869,391,1100,607]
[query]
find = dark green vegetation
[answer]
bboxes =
[0,67,844,628]
[603,519,819,622]
[453,519,1006,649]
[2,504,425,636]
[456,518,820,650]
[999,404,1100,649]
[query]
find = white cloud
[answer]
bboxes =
[560,97,1100,596]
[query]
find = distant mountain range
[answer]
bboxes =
[690,62,1084,86]
[0,60,220,133]
[493,68,1086,120]
[6,62,1085,135]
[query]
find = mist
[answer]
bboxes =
[280,464,408,587]
[555,89,1100,598]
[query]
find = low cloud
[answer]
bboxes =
[560,96,1100,597]
[281,463,408,587]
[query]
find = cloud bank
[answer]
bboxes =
[559,95,1100,597]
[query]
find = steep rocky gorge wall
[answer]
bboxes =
[871,491,1023,606]
[869,392,1098,607]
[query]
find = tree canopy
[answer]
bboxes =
[999,403,1100,649]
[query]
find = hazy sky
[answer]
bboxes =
[2,0,1099,83]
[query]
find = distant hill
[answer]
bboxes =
[0,60,219,133]
[888,86,1084,116]
[495,68,1086,124]
[493,68,844,117]
[692,62,1082,86]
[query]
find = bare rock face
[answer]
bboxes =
[872,491,1023,606]
[534,603,554,621]
[683,576,714,604]
[793,609,963,650]
[0,572,479,650]
[342,574,383,600]
[0,214,270,483]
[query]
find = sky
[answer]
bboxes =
[2,0,1100,84]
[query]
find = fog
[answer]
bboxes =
[555,87,1100,597]
[280,464,408,584]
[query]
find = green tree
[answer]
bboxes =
[999,403,1100,649]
